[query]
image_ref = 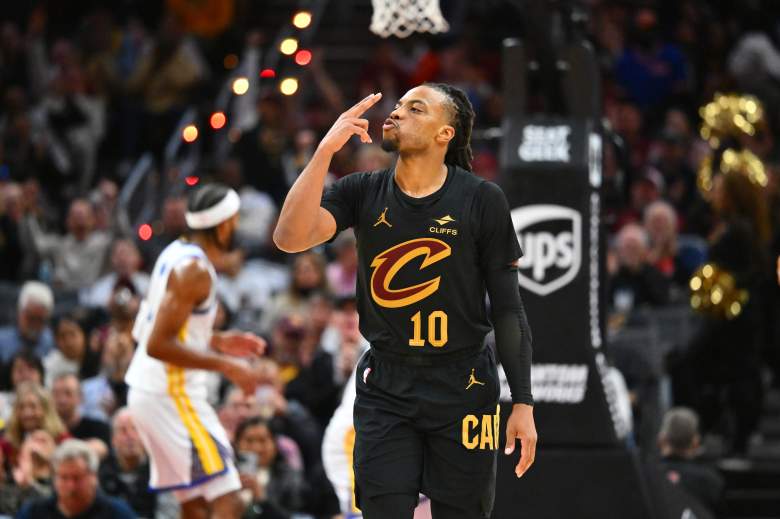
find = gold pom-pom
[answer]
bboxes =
[689,263,749,320]
[699,93,764,148]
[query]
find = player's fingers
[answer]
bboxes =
[515,435,537,477]
[346,124,372,143]
[340,94,375,118]
[343,92,382,118]
[243,333,265,354]
[348,118,369,130]
[504,425,517,455]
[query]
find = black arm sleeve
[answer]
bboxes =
[486,265,534,405]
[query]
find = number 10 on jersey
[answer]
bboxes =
[409,310,448,348]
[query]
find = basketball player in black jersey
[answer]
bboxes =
[274,84,536,518]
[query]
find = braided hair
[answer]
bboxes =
[425,83,475,172]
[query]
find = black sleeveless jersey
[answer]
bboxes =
[322,165,522,358]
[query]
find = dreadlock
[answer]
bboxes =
[425,82,475,172]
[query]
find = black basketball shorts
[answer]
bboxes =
[353,346,501,518]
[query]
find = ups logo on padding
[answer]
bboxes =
[511,205,581,297]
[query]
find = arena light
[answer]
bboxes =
[232,77,249,95]
[260,68,276,79]
[280,78,299,96]
[182,124,198,143]
[280,38,298,55]
[293,11,312,29]
[185,176,200,186]
[210,112,227,130]
[223,54,238,70]
[295,49,312,66]
[138,224,153,241]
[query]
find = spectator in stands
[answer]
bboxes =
[302,293,335,356]
[11,429,56,498]
[357,42,409,111]
[32,38,106,194]
[0,350,44,421]
[613,8,688,111]
[0,435,51,516]
[51,374,111,455]
[80,239,150,308]
[44,313,100,387]
[651,131,697,224]
[139,195,187,266]
[260,251,329,334]
[608,223,670,312]
[219,385,264,443]
[268,313,308,384]
[4,382,68,461]
[658,407,724,514]
[614,167,664,231]
[326,230,357,298]
[218,156,278,255]
[17,439,136,518]
[0,281,55,365]
[218,384,304,469]
[320,295,368,360]
[727,13,780,130]
[88,179,119,234]
[250,359,323,472]
[277,310,341,430]
[0,182,35,282]
[28,197,112,291]
[609,100,650,174]
[125,13,207,158]
[235,93,291,206]
[83,279,140,388]
[282,129,318,188]
[643,200,692,290]
[81,326,134,422]
[99,408,176,519]
[234,416,306,518]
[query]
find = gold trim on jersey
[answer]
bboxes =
[165,321,225,476]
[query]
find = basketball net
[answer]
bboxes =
[370,0,450,39]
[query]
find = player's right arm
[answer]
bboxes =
[146,258,258,393]
[273,93,382,253]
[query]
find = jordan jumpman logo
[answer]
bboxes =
[373,207,392,228]
[466,368,485,390]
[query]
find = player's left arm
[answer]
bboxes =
[476,181,536,478]
[486,263,537,478]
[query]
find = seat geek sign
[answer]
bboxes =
[517,125,571,162]
[501,119,590,170]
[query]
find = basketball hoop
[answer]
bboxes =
[370,0,450,39]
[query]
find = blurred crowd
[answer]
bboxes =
[0,0,779,517]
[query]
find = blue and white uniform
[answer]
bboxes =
[126,239,240,502]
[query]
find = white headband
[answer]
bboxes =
[185,189,241,229]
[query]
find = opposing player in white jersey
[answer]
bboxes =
[126,184,266,519]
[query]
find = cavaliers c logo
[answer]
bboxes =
[370,238,451,308]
